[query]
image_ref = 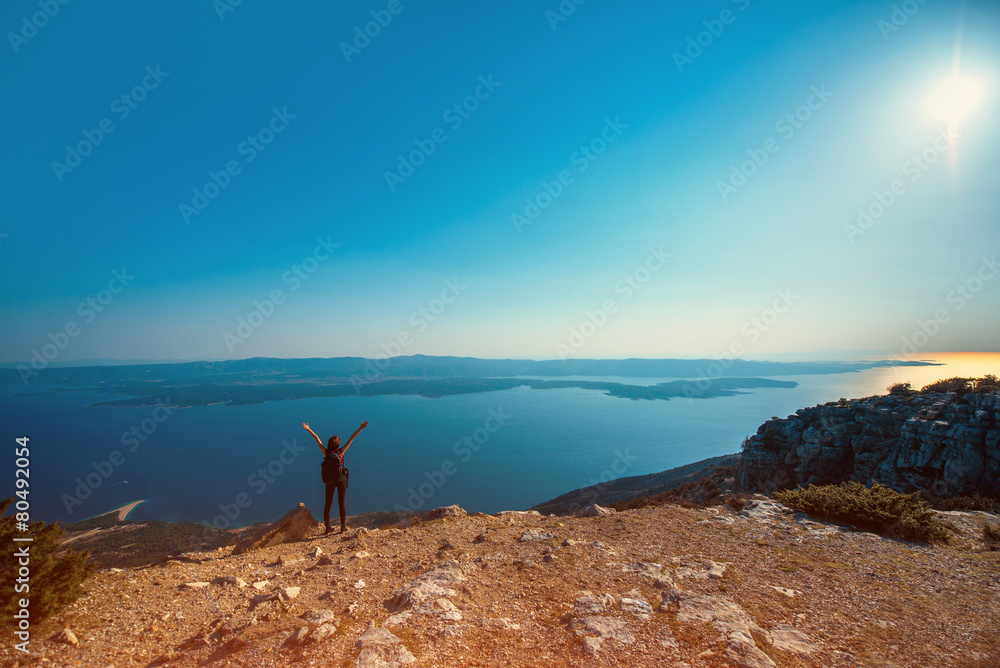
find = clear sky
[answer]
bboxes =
[2,0,998,364]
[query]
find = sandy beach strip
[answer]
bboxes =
[111,499,146,521]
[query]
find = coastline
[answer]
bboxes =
[109,499,145,521]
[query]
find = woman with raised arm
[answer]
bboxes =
[303,420,368,534]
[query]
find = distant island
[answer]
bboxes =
[0,354,939,409]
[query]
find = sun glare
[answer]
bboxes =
[927,74,986,126]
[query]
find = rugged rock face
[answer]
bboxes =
[736,390,1000,497]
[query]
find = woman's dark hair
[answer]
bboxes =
[327,435,340,451]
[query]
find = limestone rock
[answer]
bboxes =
[736,391,1000,497]
[386,560,467,613]
[211,576,247,587]
[232,503,316,555]
[769,624,820,655]
[355,627,416,667]
[568,615,635,654]
[180,582,210,590]
[519,529,555,542]
[424,505,467,520]
[51,628,78,645]
[574,504,616,517]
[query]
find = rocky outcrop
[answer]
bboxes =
[232,503,316,555]
[736,391,1000,497]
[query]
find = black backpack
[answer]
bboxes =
[321,450,347,486]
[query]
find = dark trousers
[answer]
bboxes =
[324,481,347,528]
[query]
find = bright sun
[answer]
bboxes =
[927,74,986,126]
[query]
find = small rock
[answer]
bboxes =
[279,554,304,567]
[472,533,487,544]
[423,505,467,520]
[181,582,210,590]
[317,554,335,566]
[574,504,616,518]
[354,579,366,589]
[211,576,248,587]
[311,623,337,642]
[251,581,269,591]
[302,609,338,626]
[311,546,323,558]
[562,538,580,547]
[769,586,799,598]
[51,628,78,645]
[278,586,301,601]
[355,627,416,667]
[519,529,555,542]
[351,551,370,560]
[283,626,310,647]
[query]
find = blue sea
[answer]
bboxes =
[4,353,997,528]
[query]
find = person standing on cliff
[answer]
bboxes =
[303,420,368,534]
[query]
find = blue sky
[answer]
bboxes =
[2,0,998,363]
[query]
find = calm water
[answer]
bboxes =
[3,353,997,527]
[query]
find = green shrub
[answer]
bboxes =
[974,374,1000,393]
[887,381,914,396]
[935,493,999,513]
[774,481,949,543]
[983,522,1000,551]
[723,493,749,512]
[921,377,972,395]
[0,498,96,624]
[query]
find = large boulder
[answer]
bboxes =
[232,503,316,555]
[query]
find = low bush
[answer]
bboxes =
[774,481,949,543]
[887,381,915,396]
[1,497,96,624]
[983,522,1000,551]
[935,493,999,513]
